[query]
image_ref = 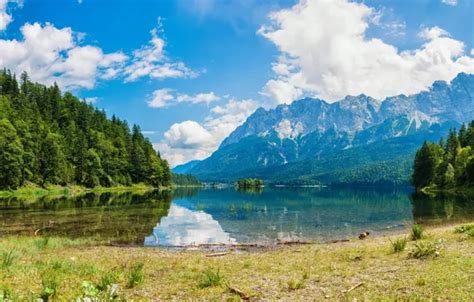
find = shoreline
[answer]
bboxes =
[0,183,169,199]
[0,222,472,300]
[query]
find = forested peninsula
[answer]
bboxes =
[0,70,171,191]
[412,121,474,192]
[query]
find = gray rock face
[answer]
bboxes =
[190,73,474,181]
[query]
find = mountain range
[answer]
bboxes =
[176,73,474,186]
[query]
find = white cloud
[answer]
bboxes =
[148,88,220,108]
[144,205,235,246]
[157,98,259,167]
[0,0,20,31]
[441,0,457,6]
[0,22,127,90]
[258,0,474,104]
[123,25,197,82]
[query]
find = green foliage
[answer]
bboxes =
[389,237,407,253]
[411,224,424,241]
[172,173,201,186]
[236,178,264,188]
[0,119,24,188]
[0,70,171,189]
[198,268,224,288]
[127,262,145,288]
[408,240,442,259]
[454,224,474,238]
[412,122,474,190]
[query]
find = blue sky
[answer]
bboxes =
[0,0,473,166]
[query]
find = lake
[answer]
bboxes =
[1,187,473,246]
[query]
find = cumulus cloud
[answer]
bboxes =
[0,22,127,90]
[441,0,457,6]
[123,25,197,82]
[157,98,259,167]
[148,88,220,108]
[0,13,196,91]
[144,205,235,246]
[258,0,474,104]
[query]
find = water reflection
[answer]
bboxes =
[0,190,172,244]
[0,187,473,246]
[144,205,234,246]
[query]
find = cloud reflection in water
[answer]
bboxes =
[144,205,235,246]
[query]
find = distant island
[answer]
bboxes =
[412,121,474,192]
[0,70,171,192]
[236,178,264,189]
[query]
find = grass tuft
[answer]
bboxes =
[40,270,61,301]
[411,224,424,241]
[1,250,16,269]
[127,262,145,288]
[287,278,305,291]
[34,237,50,250]
[408,240,442,260]
[389,237,407,253]
[198,268,224,288]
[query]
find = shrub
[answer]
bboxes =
[408,241,441,259]
[454,224,474,237]
[411,224,424,240]
[198,268,224,288]
[389,237,407,253]
[127,263,144,288]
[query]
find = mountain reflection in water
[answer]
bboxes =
[0,187,473,246]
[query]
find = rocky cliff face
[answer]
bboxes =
[190,73,474,182]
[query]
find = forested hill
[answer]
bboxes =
[0,70,171,189]
[412,121,474,191]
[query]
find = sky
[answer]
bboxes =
[0,0,473,167]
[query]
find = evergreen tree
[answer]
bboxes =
[411,142,442,190]
[0,119,24,188]
[0,70,171,189]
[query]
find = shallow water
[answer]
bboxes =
[1,187,473,246]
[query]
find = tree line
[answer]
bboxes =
[412,121,474,191]
[236,178,264,188]
[0,70,171,189]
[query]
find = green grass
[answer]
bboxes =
[0,224,472,300]
[408,240,442,259]
[127,262,145,288]
[389,236,407,253]
[198,268,224,288]
[411,224,424,240]
[0,183,167,199]
[1,250,16,269]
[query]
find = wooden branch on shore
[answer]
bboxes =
[205,252,229,257]
[344,282,364,293]
[227,285,250,300]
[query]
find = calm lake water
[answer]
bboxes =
[1,187,473,246]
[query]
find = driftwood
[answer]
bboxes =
[205,252,229,257]
[227,285,250,300]
[344,282,364,293]
[327,239,350,244]
[277,239,314,245]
